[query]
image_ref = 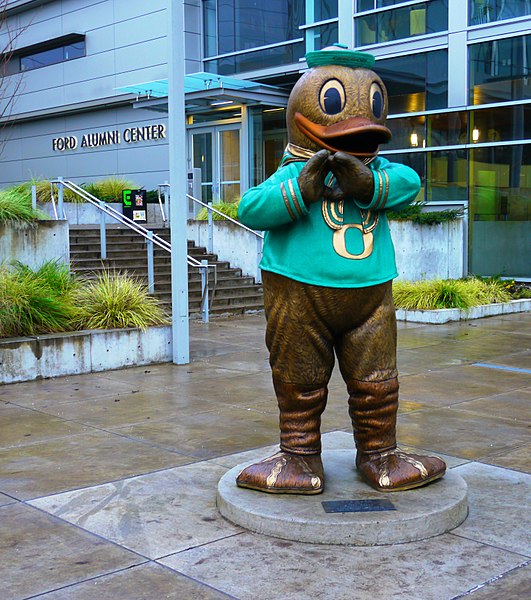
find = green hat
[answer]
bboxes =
[306,44,375,70]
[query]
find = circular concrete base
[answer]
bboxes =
[217,449,468,546]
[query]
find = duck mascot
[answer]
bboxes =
[236,45,446,494]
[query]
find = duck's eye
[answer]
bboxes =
[370,82,384,119]
[319,79,346,115]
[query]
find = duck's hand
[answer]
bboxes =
[298,149,331,205]
[326,152,374,205]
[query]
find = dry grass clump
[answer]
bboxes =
[71,270,169,331]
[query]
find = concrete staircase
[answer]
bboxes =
[69,225,264,317]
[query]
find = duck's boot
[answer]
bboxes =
[347,377,446,492]
[236,381,327,494]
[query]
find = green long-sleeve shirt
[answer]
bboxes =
[238,152,420,288]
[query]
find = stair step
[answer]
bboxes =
[68,226,264,316]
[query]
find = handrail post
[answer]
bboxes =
[147,230,155,294]
[31,185,37,211]
[99,200,107,260]
[157,186,166,225]
[164,181,170,226]
[256,235,263,284]
[57,177,64,219]
[207,200,213,255]
[201,259,209,323]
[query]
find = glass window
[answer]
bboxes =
[381,151,425,202]
[249,106,288,186]
[355,0,448,46]
[386,115,426,150]
[305,22,339,52]
[427,149,468,202]
[20,40,85,72]
[205,41,305,75]
[312,0,338,21]
[469,143,531,277]
[204,0,305,58]
[470,104,530,144]
[357,0,429,12]
[469,0,531,25]
[428,111,468,147]
[376,50,448,113]
[470,35,531,105]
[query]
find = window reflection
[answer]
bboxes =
[356,0,448,46]
[20,41,85,72]
[470,34,531,105]
[469,0,531,25]
[206,42,305,75]
[381,151,425,203]
[306,22,339,52]
[469,105,530,144]
[469,144,531,277]
[386,116,426,150]
[250,107,288,186]
[427,150,467,203]
[376,50,448,113]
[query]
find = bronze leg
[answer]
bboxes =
[236,272,333,495]
[337,283,446,492]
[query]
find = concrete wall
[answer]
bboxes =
[188,220,263,282]
[187,219,465,283]
[391,219,465,281]
[0,220,69,268]
[0,325,172,384]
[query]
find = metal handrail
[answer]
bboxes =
[186,194,264,239]
[49,178,216,320]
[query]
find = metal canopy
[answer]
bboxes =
[115,72,289,113]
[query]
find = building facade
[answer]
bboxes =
[0,0,529,278]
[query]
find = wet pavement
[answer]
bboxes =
[0,312,529,600]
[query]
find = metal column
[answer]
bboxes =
[168,0,190,364]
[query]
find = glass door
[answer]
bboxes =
[189,124,241,209]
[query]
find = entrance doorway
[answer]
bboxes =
[189,124,241,209]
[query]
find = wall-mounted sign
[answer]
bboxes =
[123,189,147,223]
[52,124,166,152]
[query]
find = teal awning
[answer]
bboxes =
[116,72,266,98]
[115,72,288,113]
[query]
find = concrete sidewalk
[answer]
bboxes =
[0,313,529,599]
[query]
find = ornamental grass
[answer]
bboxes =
[393,278,513,311]
[196,200,240,221]
[71,270,169,331]
[0,261,78,338]
[0,187,46,224]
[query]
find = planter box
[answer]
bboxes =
[396,299,531,324]
[390,219,464,281]
[187,218,464,283]
[0,326,172,384]
[0,220,69,269]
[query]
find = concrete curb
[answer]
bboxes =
[396,299,531,324]
[0,326,172,384]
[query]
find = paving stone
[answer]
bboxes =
[462,563,531,599]
[29,462,242,559]
[0,404,89,449]
[0,491,16,506]
[397,407,530,460]
[0,430,195,501]
[479,443,531,474]
[450,389,531,423]
[33,562,232,599]
[111,405,279,458]
[160,531,525,600]
[452,462,531,556]
[0,503,143,600]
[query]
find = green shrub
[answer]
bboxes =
[72,271,168,331]
[0,261,78,337]
[387,201,464,225]
[393,277,512,310]
[196,200,240,221]
[0,187,47,224]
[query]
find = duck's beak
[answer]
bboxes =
[294,112,392,157]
